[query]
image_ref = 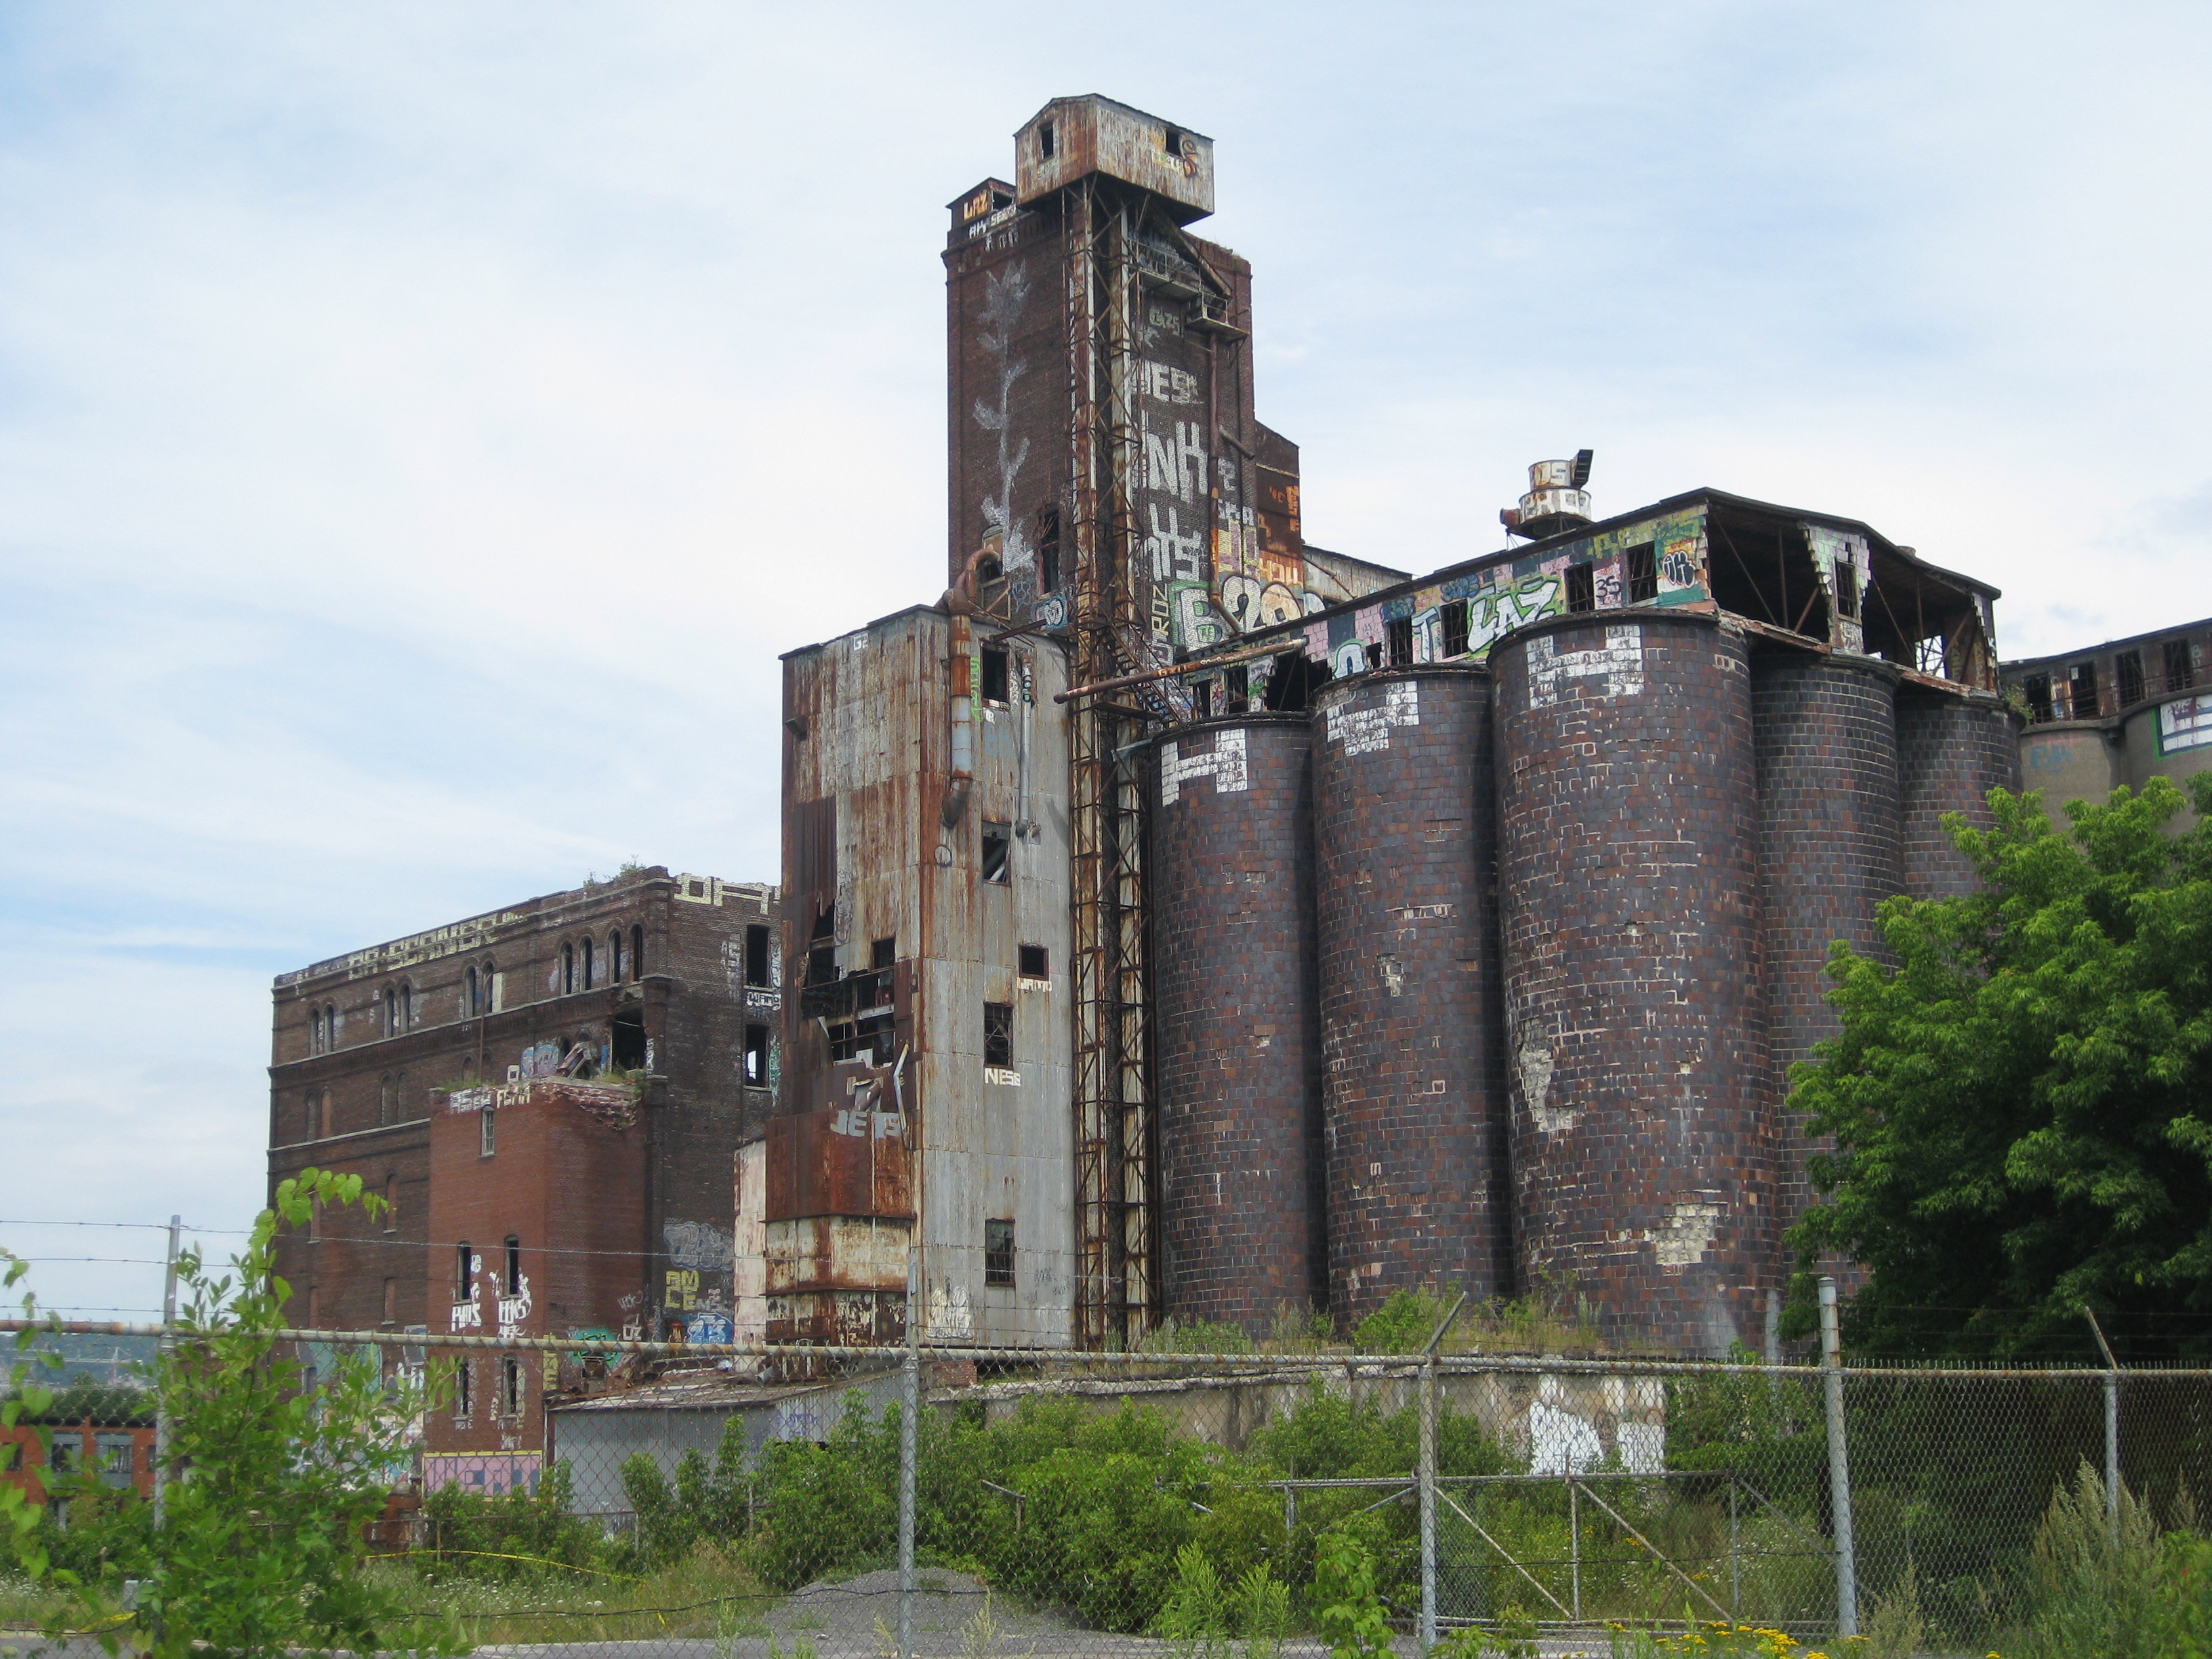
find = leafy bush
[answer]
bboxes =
[421,1460,611,1581]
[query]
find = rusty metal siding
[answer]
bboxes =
[1311,668,1510,1326]
[1494,612,1780,1357]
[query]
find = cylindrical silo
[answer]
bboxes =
[1310,666,1509,1330]
[1148,714,1326,1335]
[1752,651,1903,1230]
[1494,611,1778,1357]
[1896,689,2022,900]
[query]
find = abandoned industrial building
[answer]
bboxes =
[2003,616,2212,824]
[266,866,782,1492]
[760,94,2046,1360]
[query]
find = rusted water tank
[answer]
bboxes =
[1493,611,1778,1356]
[1309,666,1509,1330]
[1148,715,1326,1335]
[1896,689,2022,900]
[1751,651,1903,1227]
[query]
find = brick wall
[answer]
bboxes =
[1897,691,2022,899]
[1311,667,1509,1328]
[1149,716,1326,1336]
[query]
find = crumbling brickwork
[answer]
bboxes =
[1310,668,1510,1327]
[1149,716,1326,1335]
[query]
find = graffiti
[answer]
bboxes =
[1325,679,1420,756]
[1658,535,1699,591]
[664,1268,701,1312]
[496,1276,531,1338]
[663,1220,733,1273]
[1468,577,1563,656]
[1593,561,1624,611]
[972,262,1035,576]
[1217,572,1309,632]
[1141,409,1208,504]
[1141,360,1200,403]
[2160,694,2212,755]
[1526,626,1645,710]
[928,1277,974,1341]
[424,1452,541,1498]
[1158,728,1248,806]
[687,1311,734,1345]
[1033,592,1069,630]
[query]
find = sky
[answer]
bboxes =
[4,2,2209,1317]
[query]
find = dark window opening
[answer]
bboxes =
[385,985,398,1034]
[807,907,837,987]
[455,1357,472,1419]
[466,966,480,1018]
[456,1242,473,1300]
[1832,559,1860,620]
[983,1001,1013,1067]
[1039,121,1055,161]
[1019,944,1049,980]
[2167,638,2195,694]
[1565,564,1596,614]
[1364,642,1383,671]
[827,1011,894,1064]
[744,1023,771,1086]
[981,648,1010,704]
[1034,504,1061,592]
[1162,124,1189,158]
[1192,679,1214,719]
[609,930,624,982]
[2070,661,2101,718]
[1441,600,1470,659]
[630,926,644,979]
[1225,664,1250,714]
[2024,673,2053,722]
[1626,542,1658,605]
[561,943,575,995]
[502,1357,523,1417]
[504,1237,521,1296]
[871,937,897,970]
[611,1009,647,1069]
[985,1218,1015,1287]
[745,924,772,987]
[383,1275,396,1325]
[981,821,1011,884]
[2116,650,2145,709]
[1386,616,1414,665]
[581,937,594,989]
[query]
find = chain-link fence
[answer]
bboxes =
[9,1315,2210,1656]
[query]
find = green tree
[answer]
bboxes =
[1787,774,2212,1356]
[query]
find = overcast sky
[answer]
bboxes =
[5,2,2209,1316]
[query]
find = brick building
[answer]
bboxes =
[267,866,782,1488]
[760,94,2052,1357]
[2004,616,2212,826]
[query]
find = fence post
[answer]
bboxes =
[1418,1292,1467,1655]
[1819,1277,1858,1640]
[898,1235,918,1659]
[152,1214,180,1530]
[2085,1309,2121,1544]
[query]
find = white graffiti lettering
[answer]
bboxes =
[1325,678,1420,755]
[1158,728,1249,806]
[1526,625,1645,710]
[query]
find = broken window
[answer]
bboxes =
[2167,638,2196,694]
[1225,663,1250,714]
[827,1012,893,1064]
[1626,543,1658,605]
[745,924,772,988]
[561,943,575,996]
[1039,120,1056,161]
[505,1236,521,1296]
[1832,558,1860,620]
[1019,944,1049,980]
[1192,678,1214,719]
[480,1109,496,1158]
[1034,503,1061,592]
[1441,600,1470,659]
[981,647,1010,705]
[456,1242,473,1300]
[2070,661,2101,718]
[611,1009,647,1069]
[2116,650,2145,709]
[310,1006,325,1054]
[455,1358,473,1419]
[631,926,644,979]
[983,1002,1013,1067]
[1364,642,1384,671]
[744,1023,770,1086]
[1386,616,1414,665]
[981,821,1012,884]
[465,966,479,1018]
[872,937,897,970]
[609,930,624,983]
[1565,564,1596,614]
[503,1356,524,1418]
[985,1218,1015,1287]
[581,937,595,989]
[807,908,837,987]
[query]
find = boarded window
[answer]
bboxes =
[985,1218,1015,1287]
[1626,543,1658,605]
[745,924,772,987]
[983,1002,1013,1067]
[2116,650,2145,709]
[744,1023,771,1086]
[1019,944,1049,980]
[981,822,1012,884]
[1565,565,1596,614]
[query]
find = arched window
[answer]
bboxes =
[319,1090,333,1139]
[581,936,595,989]
[310,1006,325,1054]
[632,926,644,980]
[561,942,575,995]
[466,965,480,1017]
[399,983,412,1029]
[378,1074,392,1126]
[609,930,624,981]
[384,986,397,1036]
[383,1172,398,1229]
[325,1003,339,1046]
[482,961,497,1014]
